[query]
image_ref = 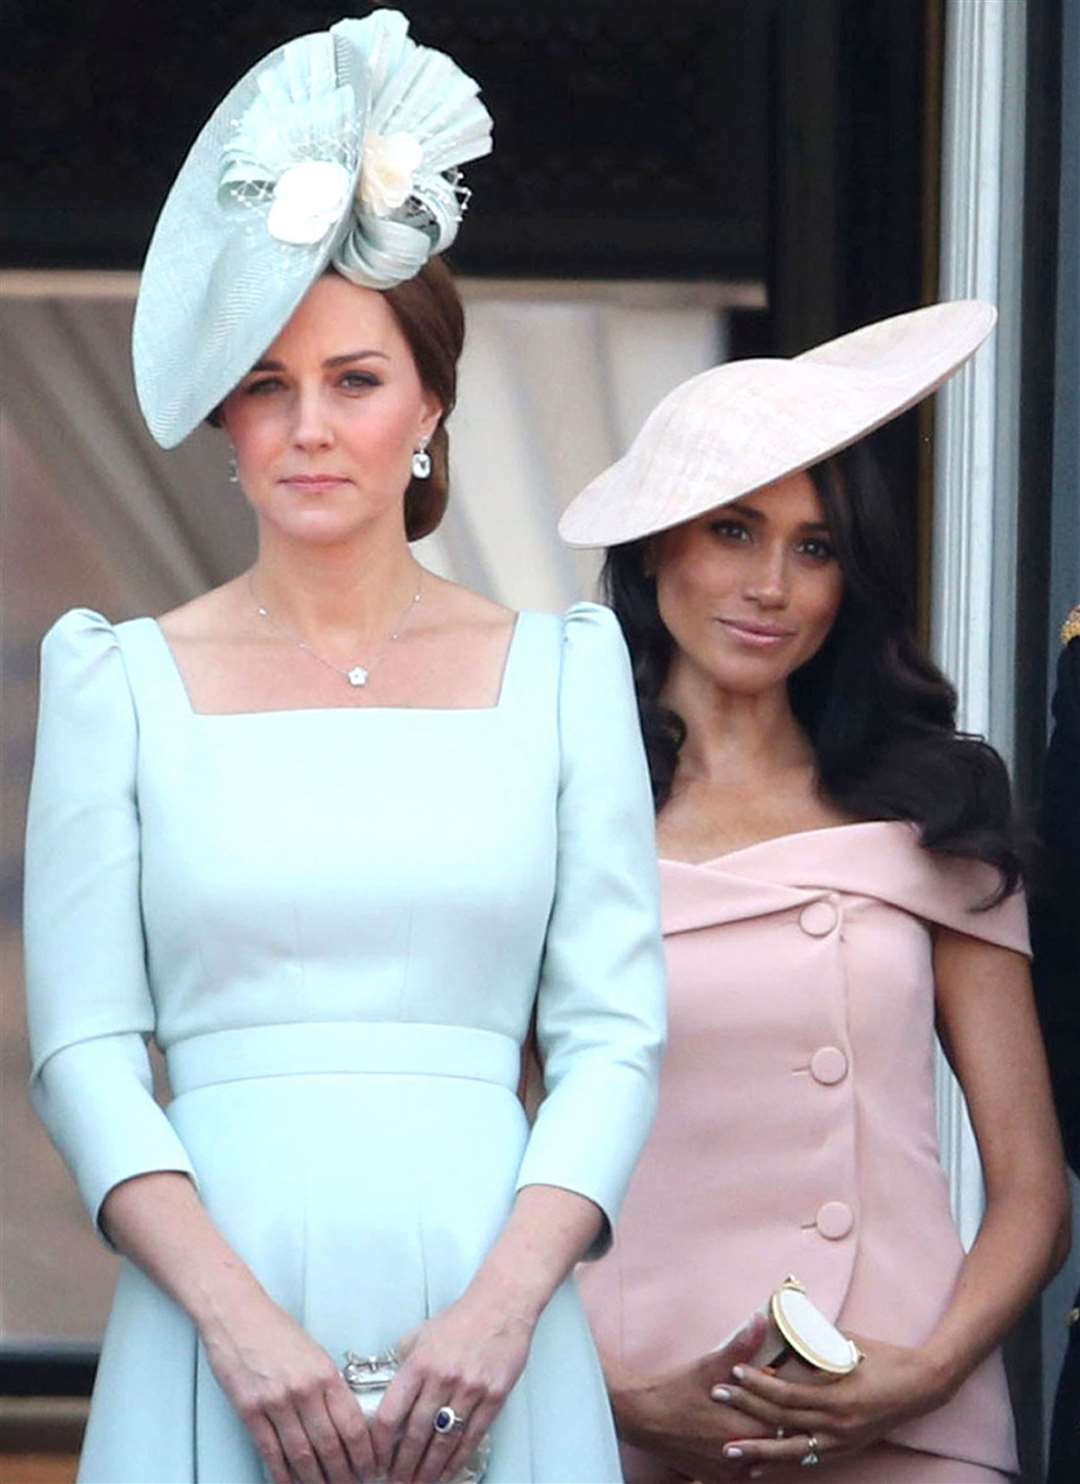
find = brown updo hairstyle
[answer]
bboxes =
[208,255,464,542]
[382,254,464,541]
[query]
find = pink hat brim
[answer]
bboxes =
[558,300,996,548]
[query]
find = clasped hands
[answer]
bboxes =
[204,1284,529,1484]
[708,1333,946,1476]
[616,1322,944,1480]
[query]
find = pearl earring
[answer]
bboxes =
[411,439,432,480]
[227,452,240,484]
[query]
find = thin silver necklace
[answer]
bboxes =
[249,571,423,688]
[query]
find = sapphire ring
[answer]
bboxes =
[433,1405,467,1436]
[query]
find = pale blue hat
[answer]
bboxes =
[133,10,493,448]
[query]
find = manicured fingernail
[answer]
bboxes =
[724,1446,744,1459]
[712,1385,732,1401]
[732,1365,746,1380]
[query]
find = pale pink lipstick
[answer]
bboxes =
[716,617,796,649]
[280,475,350,493]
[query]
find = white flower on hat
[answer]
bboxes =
[357,131,423,217]
[140,11,494,447]
[267,160,353,246]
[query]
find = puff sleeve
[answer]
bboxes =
[24,609,197,1236]
[515,603,666,1256]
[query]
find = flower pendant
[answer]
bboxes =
[347,666,369,687]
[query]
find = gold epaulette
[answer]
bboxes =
[1062,606,1080,646]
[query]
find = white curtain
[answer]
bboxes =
[0,280,723,615]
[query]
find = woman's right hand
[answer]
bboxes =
[200,1287,376,1484]
[97,1174,375,1483]
[610,1318,771,1480]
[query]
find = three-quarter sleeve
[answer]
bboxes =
[515,602,666,1256]
[24,609,197,1235]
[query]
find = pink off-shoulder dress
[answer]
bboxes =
[578,821,1027,1483]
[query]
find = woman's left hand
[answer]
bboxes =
[370,1294,533,1482]
[712,1335,949,1475]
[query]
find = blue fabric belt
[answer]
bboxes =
[166,1021,522,1096]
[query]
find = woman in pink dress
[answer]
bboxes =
[561,303,1070,1482]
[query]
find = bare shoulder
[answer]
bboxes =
[423,575,516,639]
[157,580,247,642]
[415,578,517,705]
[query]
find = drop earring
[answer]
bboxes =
[227,451,240,484]
[411,438,432,480]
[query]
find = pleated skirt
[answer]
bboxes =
[78,1023,623,1483]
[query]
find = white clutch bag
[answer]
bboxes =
[730,1276,862,1379]
[342,1351,492,1483]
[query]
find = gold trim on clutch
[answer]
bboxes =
[770,1276,861,1376]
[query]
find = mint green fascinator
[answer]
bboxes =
[133,10,493,448]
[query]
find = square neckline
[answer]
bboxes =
[144,611,525,718]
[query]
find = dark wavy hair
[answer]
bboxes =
[601,443,1022,902]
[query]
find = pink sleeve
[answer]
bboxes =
[913,855,1030,956]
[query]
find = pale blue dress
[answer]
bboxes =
[24,602,665,1484]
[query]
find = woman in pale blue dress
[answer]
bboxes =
[22,15,665,1484]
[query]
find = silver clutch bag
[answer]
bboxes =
[342,1351,492,1483]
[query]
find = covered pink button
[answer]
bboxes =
[799,900,838,937]
[810,1046,848,1085]
[816,1200,854,1239]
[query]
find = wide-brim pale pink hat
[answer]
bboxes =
[558,300,996,548]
